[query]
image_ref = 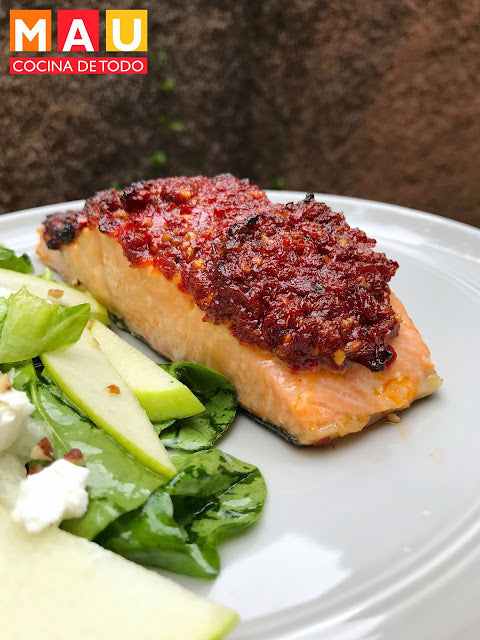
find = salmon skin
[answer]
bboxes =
[37,175,441,445]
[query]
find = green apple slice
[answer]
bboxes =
[41,330,176,479]
[0,504,238,640]
[90,320,205,422]
[0,268,109,324]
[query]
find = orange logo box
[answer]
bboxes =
[10,10,52,52]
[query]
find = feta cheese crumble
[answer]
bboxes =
[0,286,13,299]
[0,374,35,453]
[12,459,89,533]
[0,371,89,533]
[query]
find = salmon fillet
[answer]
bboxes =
[37,175,441,445]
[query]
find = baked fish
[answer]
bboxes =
[37,174,441,445]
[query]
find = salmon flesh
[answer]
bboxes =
[37,175,442,445]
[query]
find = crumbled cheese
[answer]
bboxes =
[0,286,13,299]
[0,381,35,453]
[12,459,89,533]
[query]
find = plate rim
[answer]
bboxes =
[2,194,480,640]
[3,191,480,241]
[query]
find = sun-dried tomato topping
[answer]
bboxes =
[42,174,400,372]
[106,384,121,395]
[44,209,89,250]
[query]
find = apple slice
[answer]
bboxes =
[0,504,238,640]
[41,330,176,479]
[0,268,109,324]
[90,321,205,422]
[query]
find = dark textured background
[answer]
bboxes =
[1,1,479,227]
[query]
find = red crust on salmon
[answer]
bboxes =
[37,175,441,445]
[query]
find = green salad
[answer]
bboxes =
[0,247,266,579]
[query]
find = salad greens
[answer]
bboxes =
[38,266,55,281]
[0,288,89,363]
[22,362,265,578]
[1,247,266,579]
[26,368,167,539]
[98,449,266,578]
[155,362,237,452]
[0,246,33,274]
[20,361,265,577]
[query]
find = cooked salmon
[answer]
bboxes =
[37,175,441,445]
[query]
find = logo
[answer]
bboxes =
[10,10,51,52]
[57,11,99,52]
[106,10,147,52]
[9,9,148,75]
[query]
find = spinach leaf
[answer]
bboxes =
[0,298,7,326]
[11,359,38,390]
[156,362,237,452]
[38,267,55,281]
[97,449,267,579]
[152,419,175,434]
[0,288,89,363]
[26,373,166,539]
[98,489,219,578]
[0,247,34,274]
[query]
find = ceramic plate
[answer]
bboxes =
[2,192,480,640]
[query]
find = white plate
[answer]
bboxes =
[2,192,480,640]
